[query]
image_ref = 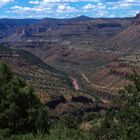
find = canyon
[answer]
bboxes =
[0,12,140,114]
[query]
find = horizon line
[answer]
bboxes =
[0,14,136,20]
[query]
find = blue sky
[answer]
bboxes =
[0,0,140,18]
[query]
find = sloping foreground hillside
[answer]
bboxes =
[0,45,72,95]
[0,45,118,118]
[0,61,139,140]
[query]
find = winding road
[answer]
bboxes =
[82,73,119,91]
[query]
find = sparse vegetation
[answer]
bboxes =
[0,13,140,140]
[0,63,49,137]
[0,45,73,94]
[0,63,140,139]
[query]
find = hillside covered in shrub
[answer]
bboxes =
[0,63,140,140]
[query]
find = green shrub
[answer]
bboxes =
[0,63,49,135]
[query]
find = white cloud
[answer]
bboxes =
[98,10,106,16]
[96,3,106,10]
[29,0,40,5]
[83,2,105,11]
[124,0,138,2]
[29,0,100,4]
[10,2,78,16]
[57,4,77,13]
[10,5,44,13]
[7,0,140,18]
[42,0,99,2]
[107,0,140,10]
[83,4,96,10]
[0,0,13,7]
[10,0,108,18]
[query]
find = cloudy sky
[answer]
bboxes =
[0,0,140,18]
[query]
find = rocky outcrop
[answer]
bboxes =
[96,23,122,29]
[110,68,133,79]
[0,19,39,38]
[136,12,140,20]
[44,93,119,117]
[46,95,66,109]
[15,25,54,36]
[71,96,92,103]
[132,12,140,25]
[49,96,119,117]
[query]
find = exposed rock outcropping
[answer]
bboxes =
[132,12,140,25]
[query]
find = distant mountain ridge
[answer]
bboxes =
[0,13,140,101]
[0,15,134,39]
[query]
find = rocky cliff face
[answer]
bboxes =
[15,25,49,36]
[136,12,140,20]
[0,19,39,38]
[43,94,117,117]
[132,12,140,25]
